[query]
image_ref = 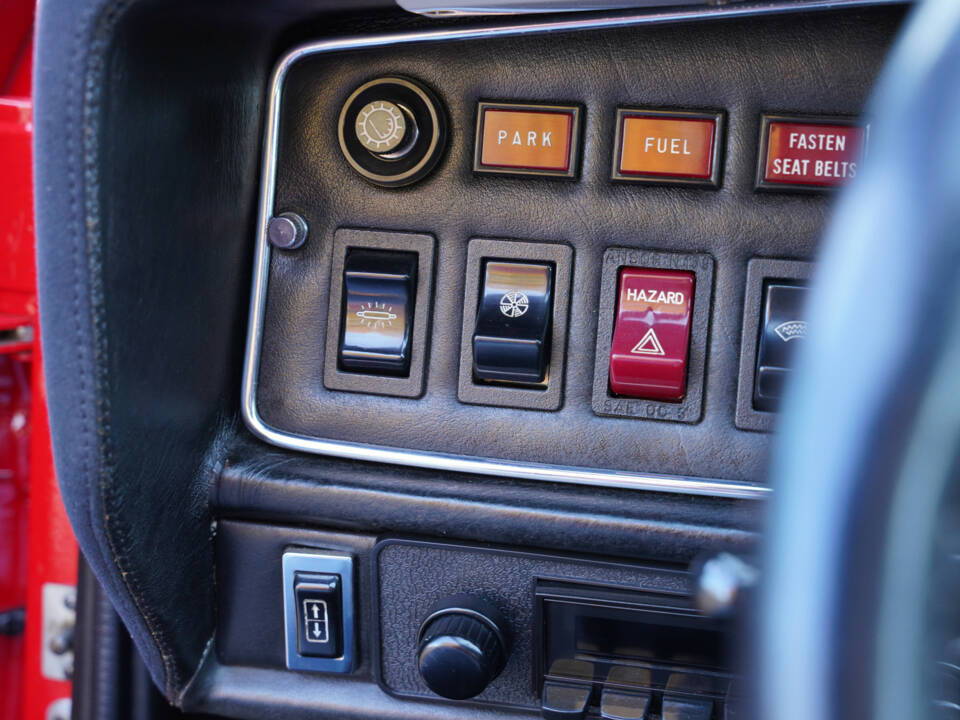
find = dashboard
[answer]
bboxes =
[30,1,911,719]
[245,7,894,501]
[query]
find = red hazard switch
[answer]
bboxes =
[609,267,694,401]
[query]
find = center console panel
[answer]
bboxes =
[247,7,901,495]
[216,521,743,719]
[35,0,908,716]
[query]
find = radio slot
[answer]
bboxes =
[535,582,738,718]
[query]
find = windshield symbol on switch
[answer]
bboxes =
[774,320,807,342]
[630,327,665,356]
[499,291,530,318]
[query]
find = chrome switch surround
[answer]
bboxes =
[282,551,356,673]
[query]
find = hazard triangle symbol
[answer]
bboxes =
[630,328,665,356]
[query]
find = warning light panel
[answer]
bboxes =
[612,108,724,187]
[608,267,694,401]
[757,114,867,191]
[473,101,582,178]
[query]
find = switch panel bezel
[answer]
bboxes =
[457,238,573,411]
[735,257,812,432]
[282,550,356,673]
[323,228,436,398]
[235,4,885,499]
[591,247,714,424]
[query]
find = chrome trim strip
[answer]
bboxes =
[397,0,905,17]
[397,0,708,16]
[242,2,896,501]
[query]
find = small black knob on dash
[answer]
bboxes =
[416,594,510,700]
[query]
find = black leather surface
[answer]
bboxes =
[214,434,758,565]
[72,2,294,697]
[258,6,905,484]
[32,0,906,714]
[35,0,400,701]
[73,557,218,720]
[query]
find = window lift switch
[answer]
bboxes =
[282,551,355,673]
[754,282,808,412]
[294,572,343,659]
[338,249,417,377]
[472,261,554,385]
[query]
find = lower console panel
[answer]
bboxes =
[215,521,741,718]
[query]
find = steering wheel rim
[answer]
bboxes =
[759,2,960,718]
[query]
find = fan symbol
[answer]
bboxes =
[499,291,529,318]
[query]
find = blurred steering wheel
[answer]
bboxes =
[759,1,960,718]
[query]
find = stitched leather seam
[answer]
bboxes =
[72,0,184,697]
[62,0,161,698]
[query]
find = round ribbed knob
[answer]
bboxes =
[416,594,509,700]
[337,76,446,187]
[354,100,408,155]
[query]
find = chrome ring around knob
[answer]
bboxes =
[337,76,447,188]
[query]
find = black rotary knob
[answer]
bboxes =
[416,594,510,700]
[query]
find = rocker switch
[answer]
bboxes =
[754,282,808,411]
[282,551,355,673]
[339,249,417,377]
[294,572,342,659]
[472,261,554,384]
[609,267,694,401]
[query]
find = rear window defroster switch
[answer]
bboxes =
[754,282,808,411]
[338,249,417,377]
[472,261,554,385]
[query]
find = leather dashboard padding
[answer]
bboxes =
[33,0,407,700]
[33,0,287,697]
[214,434,759,567]
[258,7,904,485]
